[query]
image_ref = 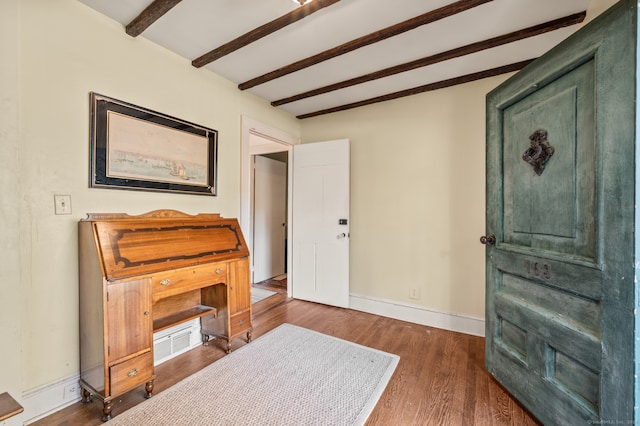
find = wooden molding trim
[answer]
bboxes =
[83,210,222,221]
[125,0,183,37]
[238,0,494,90]
[349,293,486,337]
[295,59,535,119]
[273,12,585,107]
[192,0,340,68]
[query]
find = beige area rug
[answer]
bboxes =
[251,287,277,304]
[106,324,399,426]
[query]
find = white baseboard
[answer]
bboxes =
[349,293,485,337]
[22,374,81,425]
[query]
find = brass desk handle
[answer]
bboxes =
[160,279,170,286]
[215,268,222,274]
[127,368,138,377]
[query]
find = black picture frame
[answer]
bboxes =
[90,92,218,196]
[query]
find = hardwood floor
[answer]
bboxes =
[34,289,540,425]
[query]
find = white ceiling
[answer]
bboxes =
[78,0,590,119]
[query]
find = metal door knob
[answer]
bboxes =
[480,234,496,245]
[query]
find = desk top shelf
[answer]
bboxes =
[153,305,217,332]
[0,392,23,422]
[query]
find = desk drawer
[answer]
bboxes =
[152,263,227,301]
[110,351,153,397]
[229,310,251,337]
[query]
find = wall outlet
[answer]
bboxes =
[409,288,420,300]
[63,383,79,401]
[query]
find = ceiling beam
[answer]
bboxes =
[296,59,534,119]
[273,11,585,107]
[192,0,340,68]
[125,0,183,37]
[239,0,494,91]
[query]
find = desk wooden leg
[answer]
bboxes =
[102,398,113,422]
[81,388,92,403]
[145,380,154,398]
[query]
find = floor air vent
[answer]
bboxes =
[153,320,200,365]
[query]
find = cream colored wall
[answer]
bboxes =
[585,0,619,22]
[16,0,299,394]
[301,76,511,319]
[0,0,23,423]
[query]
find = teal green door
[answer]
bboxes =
[485,1,637,424]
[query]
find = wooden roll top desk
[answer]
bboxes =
[78,210,252,421]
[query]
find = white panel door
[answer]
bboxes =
[292,139,349,308]
[253,155,287,283]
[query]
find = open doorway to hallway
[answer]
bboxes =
[252,150,288,291]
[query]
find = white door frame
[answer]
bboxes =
[240,115,299,296]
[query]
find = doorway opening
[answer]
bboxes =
[252,151,288,290]
[240,116,298,300]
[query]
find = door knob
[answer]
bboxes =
[480,234,496,245]
[337,233,347,239]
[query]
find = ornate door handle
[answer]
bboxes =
[480,234,496,245]
[522,129,554,175]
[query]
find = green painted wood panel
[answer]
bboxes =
[503,59,595,259]
[485,0,637,424]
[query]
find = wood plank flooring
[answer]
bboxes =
[33,287,540,425]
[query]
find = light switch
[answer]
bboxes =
[54,195,72,215]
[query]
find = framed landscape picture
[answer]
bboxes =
[90,92,218,196]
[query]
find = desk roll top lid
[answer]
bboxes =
[79,210,252,421]
[89,210,249,280]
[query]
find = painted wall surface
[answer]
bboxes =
[0,0,23,424]
[300,76,511,319]
[585,0,619,23]
[15,0,299,394]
